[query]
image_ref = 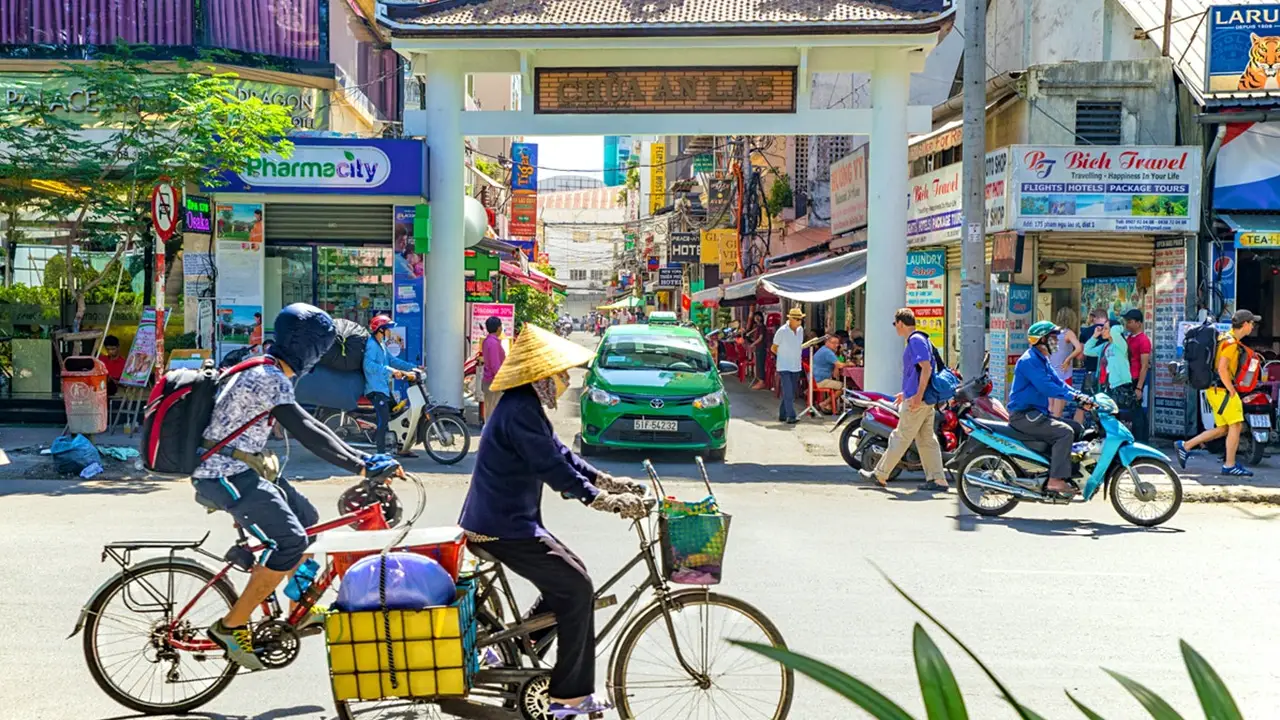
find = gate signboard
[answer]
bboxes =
[535,67,797,114]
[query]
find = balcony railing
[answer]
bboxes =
[0,0,329,71]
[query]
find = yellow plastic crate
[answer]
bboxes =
[326,580,477,703]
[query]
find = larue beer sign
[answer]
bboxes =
[535,67,797,114]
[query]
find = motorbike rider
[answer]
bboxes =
[197,303,402,670]
[459,324,648,719]
[1007,321,1094,496]
[364,314,421,457]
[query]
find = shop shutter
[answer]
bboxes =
[943,239,993,268]
[264,204,394,243]
[1036,234,1155,266]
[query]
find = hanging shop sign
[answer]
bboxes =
[1153,237,1189,436]
[669,233,701,264]
[906,150,1011,246]
[705,178,732,219]
[829,145,868,236]
[985,148,1010,232]
[1008,145,1200,233]
[534,67,797,114]
[693,154,714,173]
[650,142,667,215]
[905,249,946,350]
[509,191,538,237]
[507,238,537,259]
[700,228,732,264]
[657,266,683,288]
[510,142,538,191]
[206,137,429,196]
[990,231,1023,274]
[1237,231,1280,249]
[1206,5,1280,97]
[1215,121,1280,210]
[183,194,213,235]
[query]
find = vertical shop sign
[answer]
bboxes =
[1153,238,1188,436]
[650,142,667,215]
[988,282,1010,401]
[829,146,868,236]
[215,203,265,360]
[718,230,738,273]
[510,191,538,237]
[905,249,946,349]
[1007,285,1034,392]
[510,142,538,191]
[1210,242,1237,314]
[393,206,425,367]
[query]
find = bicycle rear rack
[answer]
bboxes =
[101,532,216,569]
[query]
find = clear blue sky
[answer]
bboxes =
[523,136,604,179]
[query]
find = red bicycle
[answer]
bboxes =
[70,474,422,715]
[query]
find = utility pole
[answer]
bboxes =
[958,0,987,530]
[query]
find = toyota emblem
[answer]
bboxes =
[650,399,665,409]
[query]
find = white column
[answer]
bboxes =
[865,52,911,394]
[423,52,466,407]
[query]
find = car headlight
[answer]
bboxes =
[693,390,725,410]
[587,387,620,406]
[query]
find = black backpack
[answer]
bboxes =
[139,356,274,475]
[1182,322,1219,390]
[319,318,369,372]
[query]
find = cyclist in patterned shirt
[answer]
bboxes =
[194,303,402,670]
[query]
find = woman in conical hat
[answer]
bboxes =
[458,323,647,717]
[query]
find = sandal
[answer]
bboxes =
[917,481,950,493]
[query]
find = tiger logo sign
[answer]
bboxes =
[1238,33,1280,90]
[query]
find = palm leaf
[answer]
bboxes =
[732,641,916,720]
[1179,641,1243,720]
[1067,691,1109,719]
[912,624,968,720]
[1104,669,1186,719]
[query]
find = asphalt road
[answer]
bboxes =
[4,336,1280,719]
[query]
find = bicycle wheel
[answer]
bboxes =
[421,415,471,465]
[82,560,239,715]
[325,412,374,446]
[610,592,794,720]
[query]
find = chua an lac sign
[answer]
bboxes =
[535,67,797,114]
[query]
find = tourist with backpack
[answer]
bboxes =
[1176,309,1263,477]
[141,303,402,670]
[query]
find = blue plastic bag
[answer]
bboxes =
[50,434,102,475]
[335,552,456,612]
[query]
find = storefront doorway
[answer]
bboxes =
[265,245,395,327]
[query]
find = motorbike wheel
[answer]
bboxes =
[419,414,471,465]
[1108,459,1182,527]
[324,412,373,446]
[838,420,863,469]
[1237,430,1266,467]
[956,453,1020,517]
[856,441,902,481]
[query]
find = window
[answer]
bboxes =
[569,269,588,281]
[590,269,607,281]
[1075,101,1123,145]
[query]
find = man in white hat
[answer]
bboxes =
[771,307,806,424]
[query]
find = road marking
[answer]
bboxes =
[982,569,1139,577]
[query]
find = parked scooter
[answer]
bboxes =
[953,393,1182,527]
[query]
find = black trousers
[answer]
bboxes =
[475,534,595,699]
[367,392,392,453]
[1010,409,1076,479]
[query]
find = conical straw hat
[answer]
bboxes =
[489,324,596,392]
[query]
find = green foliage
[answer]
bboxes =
[474,157,504,183]
[765,172,794,218]
[734,574,1245,719]
[507,263,561,331]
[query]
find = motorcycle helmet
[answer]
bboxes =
[370,314,397,334]
[1027,320,1061,347]
[269,303,336,375]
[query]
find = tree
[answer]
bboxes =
[0,49,295,328]
[507,263,561,331]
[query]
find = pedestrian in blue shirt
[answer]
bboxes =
[1008,321,1094,495]
[363,314,420,456]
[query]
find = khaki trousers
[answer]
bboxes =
[481,378,503,421]
[872,402,946,482]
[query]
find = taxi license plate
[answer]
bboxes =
[634,419,678,432]
[1248,414,1272,429]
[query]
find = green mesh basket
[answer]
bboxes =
[647,457,730,585]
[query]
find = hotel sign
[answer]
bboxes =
[535,67,797,114]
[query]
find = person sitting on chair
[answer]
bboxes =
[811,334,848,413]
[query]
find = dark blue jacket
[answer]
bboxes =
[459,385,601,539]
[1008,347,1075,415]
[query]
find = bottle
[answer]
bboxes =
[284,558,320,602]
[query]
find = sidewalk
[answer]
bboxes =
[718,375,1280,504]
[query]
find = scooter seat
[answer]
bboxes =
[970,419,1052,454]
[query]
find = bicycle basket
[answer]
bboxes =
[659,509,731,586]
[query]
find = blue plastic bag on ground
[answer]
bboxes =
[50,434,102,475]
[335,552,456,612]
[294,365,365,412]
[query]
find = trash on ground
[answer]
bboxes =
[98,446,140,462]
[79,462,104,479]
[50,434,102,475]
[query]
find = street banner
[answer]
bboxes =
[511,142,538,191]
[650,142,667,215]
[829,146,868,236]
[1206,5,1280,97]
[1215,121,1280,210]
[1153,237,1188,436]
[1009,146,1200,233]
[393,206,425,368]
[905,249,946,350]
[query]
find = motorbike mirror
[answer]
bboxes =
[717,360,739,375]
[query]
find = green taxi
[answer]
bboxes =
[579,323,736,460]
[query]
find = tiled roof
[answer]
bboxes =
[539,186,626,210]
[382,0,952,35]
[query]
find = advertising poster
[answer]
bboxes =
[215,203,264,243]
[393,206,425,368]
[650,142,667,215]
[1206,5,1280,96]
[469,303,515,351]
[510,191,538,237]
[1010,146,1200,233]
[510,142,538,191]
[829,146,868,236]
[1210,242,1237,313]
[217,305,263,345]
[1007,285,1034,384]
[905,249,946,350]
[988,283,1010,401]
[1080,276,1138,321]
[1153,238,1188,437]
[215,203,265,359]
[120,307,158,388]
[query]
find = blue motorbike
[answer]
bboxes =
[953,393,1182,527]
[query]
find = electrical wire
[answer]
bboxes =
[469,140,734,174]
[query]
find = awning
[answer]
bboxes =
[598,296,643,310]
[759,249,868,302]
[1222,214,1280,250]
[500,261,564,293]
